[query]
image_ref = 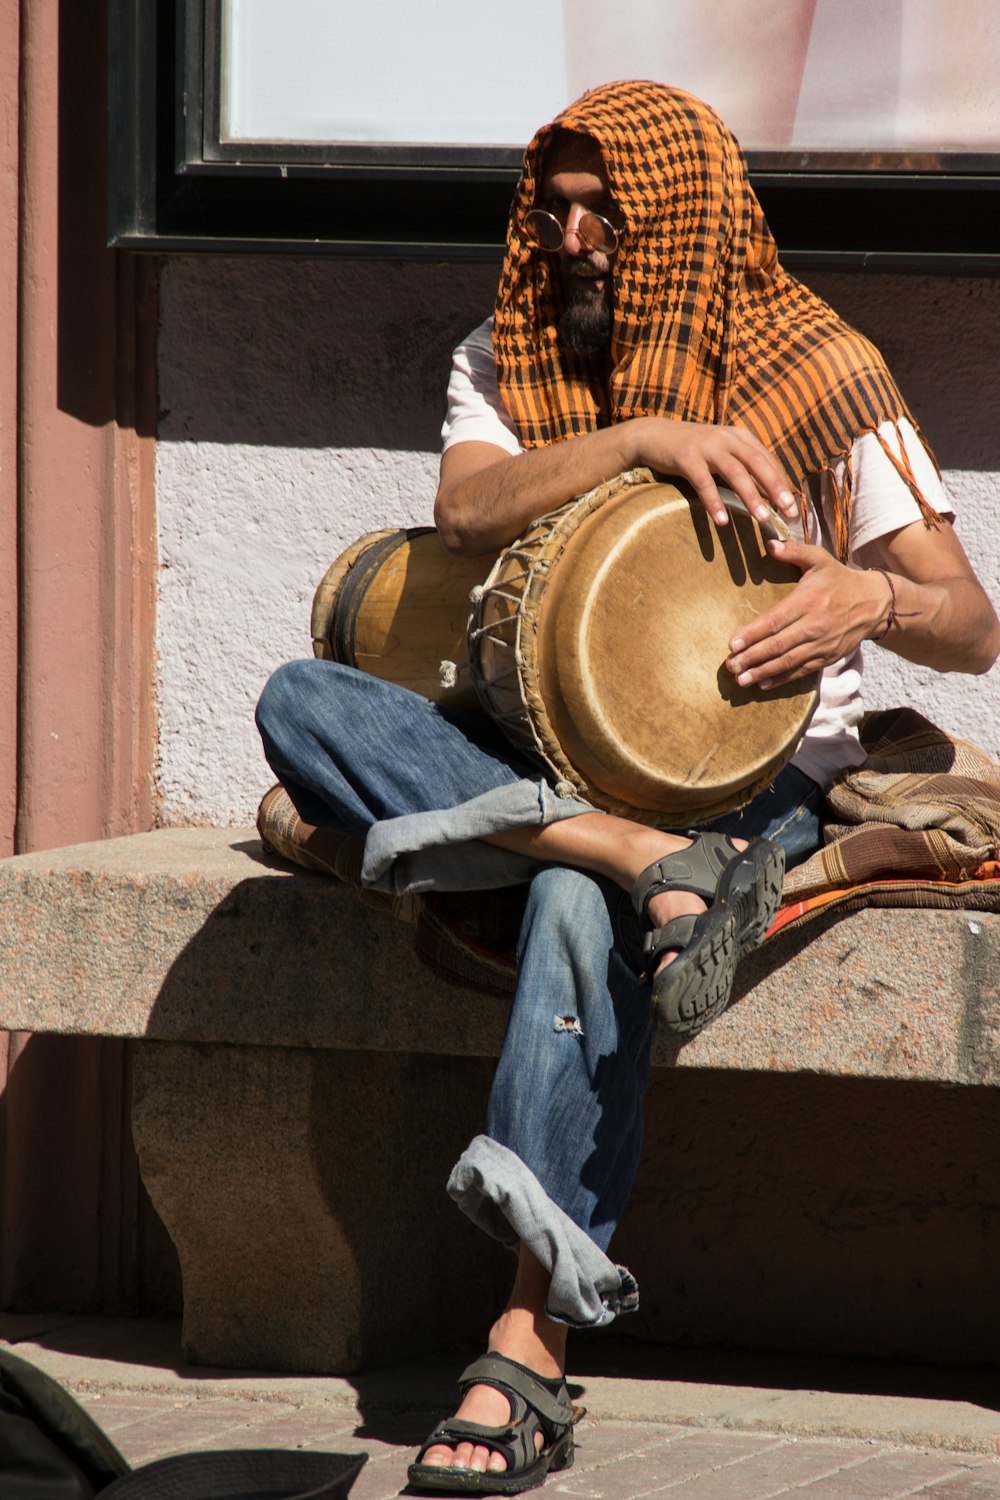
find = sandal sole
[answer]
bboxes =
[720,837,786,953]
[408,1430,573,1495]
[651,838,785,1037]
[650,904,737,1033]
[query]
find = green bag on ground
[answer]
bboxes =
[1,1346,367,1498]
[0,1346,129,1497]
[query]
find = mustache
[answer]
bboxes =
[568,256,611,280]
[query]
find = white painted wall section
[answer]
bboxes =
[156,258,1000,826]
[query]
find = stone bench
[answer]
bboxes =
[1,829,998,1372]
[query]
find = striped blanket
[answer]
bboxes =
[771,707,1000,937]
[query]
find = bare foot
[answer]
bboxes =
[419,1308,565,1476]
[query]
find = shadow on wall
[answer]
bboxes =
[804,272,1000,473]
[614,1065,1000,1368]
[49,0,155,438]
[0,1033,181,1314]
[158,255,1000,472]
[157,256,504,453]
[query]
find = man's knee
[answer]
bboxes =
[521,866,616,953]
[255,658,320,747]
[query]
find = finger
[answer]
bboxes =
[728,606,838,680]
[732,641,822,687]
[723,433,798,518]
[684,463,731,527]
[704,453,777,526]
[693,442,787,526]
[768,537,828,569]
[747,657,826,690]
[727,608,816,677]
[728,598,801,656]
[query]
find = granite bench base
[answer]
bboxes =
[2,829,999,1372]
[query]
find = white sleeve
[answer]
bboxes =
[440,318,525,457]
[848,418,956,556]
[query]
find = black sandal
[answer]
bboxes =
[407,1352,584,1495]
[632,831,785,1035]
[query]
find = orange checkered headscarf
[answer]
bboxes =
[493,80,939,558]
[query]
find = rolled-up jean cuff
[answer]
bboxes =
[361,779,594,895]
[447,1135,639,1329]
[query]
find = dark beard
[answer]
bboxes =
[559,286,611,357]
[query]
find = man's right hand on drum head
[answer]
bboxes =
[434,417,798,558]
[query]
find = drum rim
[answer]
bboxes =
[310,528,403,660]
[469,470,819,826]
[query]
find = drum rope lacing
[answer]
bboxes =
[466,474,647,800]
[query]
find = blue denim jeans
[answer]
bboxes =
[257,658,824,1327]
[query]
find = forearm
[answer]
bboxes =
[434,417,798,557]
[434,427,636,556]
[866,566,1000,675]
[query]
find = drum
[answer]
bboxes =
[311,526,487,712]
[468,469,819,825]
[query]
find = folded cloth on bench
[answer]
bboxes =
[769,706,1000,937]
[257,706,1000,994]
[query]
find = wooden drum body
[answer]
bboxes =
[311,527,486,713]
[469,470,819,825]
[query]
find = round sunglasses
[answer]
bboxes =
[523,208,619,255]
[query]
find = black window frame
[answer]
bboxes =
[108,0,1000,270]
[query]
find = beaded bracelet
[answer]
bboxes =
[868,565,918,641]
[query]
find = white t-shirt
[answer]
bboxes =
[442,318,956,788]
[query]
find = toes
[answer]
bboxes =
[415,1379,517,1476]
[419,1443,454,1469]
[419,1441,500,1472]
[458,1443,504,1474]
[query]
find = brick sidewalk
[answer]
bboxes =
[76,1386,1000,1499]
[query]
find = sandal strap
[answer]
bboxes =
[419,1414,518,1448]
[458,1353,576,1436]
[434,1418,517,1444]
[642,913,698,978]
[412,1417,519,1472]
[632,832,742,919]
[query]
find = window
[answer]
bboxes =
[108,0,1000,267]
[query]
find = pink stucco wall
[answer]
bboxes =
[0,2,19,860]
[0,0,165,1314]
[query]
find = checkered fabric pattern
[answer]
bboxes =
[493,80,940,559]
